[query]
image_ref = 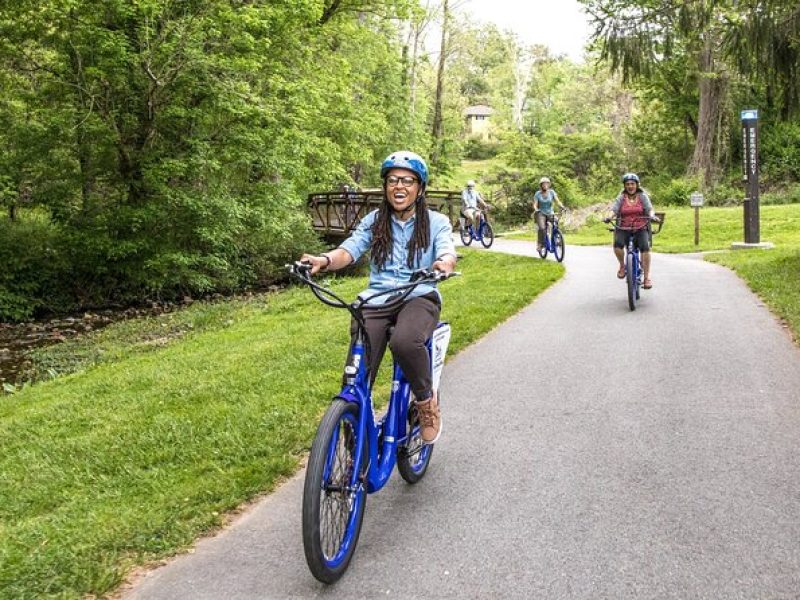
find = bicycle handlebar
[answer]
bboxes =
[286,262,460,316]
[604,215,663,235]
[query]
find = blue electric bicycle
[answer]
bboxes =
[288,263,457,584]
[459,208,494,248]
[605,215,663,311]
[536,209,566,262]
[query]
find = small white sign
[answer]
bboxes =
[690,192,704,207]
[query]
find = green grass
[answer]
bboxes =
[707,248,800,342]
[436,158,505,191]
[0,249,563,599]
[562,204,800,253]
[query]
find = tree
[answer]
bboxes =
[429,0,450,168]
[580,0,800,185]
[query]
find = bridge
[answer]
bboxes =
[308,190,464,241]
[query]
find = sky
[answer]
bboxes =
[458,0,593,62]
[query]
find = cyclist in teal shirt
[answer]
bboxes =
[300,151,457,444]
[532,177,565,252]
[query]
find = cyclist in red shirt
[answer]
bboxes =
[608,173,659,289]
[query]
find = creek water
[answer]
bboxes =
[0,306,175,386]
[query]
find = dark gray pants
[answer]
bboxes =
[535,211,552,245]
[350,293,440,400]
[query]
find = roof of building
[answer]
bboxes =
[464,104,494,117]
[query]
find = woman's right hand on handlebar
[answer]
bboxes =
[299,253,328,276]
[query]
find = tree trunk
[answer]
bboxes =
[430,0,448,167]
[688,35,727,186]
[511,43,531,131]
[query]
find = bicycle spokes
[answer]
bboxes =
[320,421,359,560]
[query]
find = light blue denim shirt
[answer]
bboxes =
[339,208,456,305]
[461,188,479,209]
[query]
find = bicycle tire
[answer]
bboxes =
[459,226,472,246]
[397,393,438,483]
[302,400,367,584]
[537,242,548,259]
[479,222,494,248]
[626,253,636,311]
[553,230,565,262]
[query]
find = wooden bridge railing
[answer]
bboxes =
[308,190,464,241]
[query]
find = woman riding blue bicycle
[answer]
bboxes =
[532,177,565,254]
[300,150,457,444]
[608,172,659,289]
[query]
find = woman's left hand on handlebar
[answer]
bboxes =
[432,255,456,275]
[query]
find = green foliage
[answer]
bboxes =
[496,128,621,224]
[760,121,800,183]
[622,96,694,177]
[0,216,72,320]
[648,176,701,206]
[464,138,501,160]
[0,0,421,321]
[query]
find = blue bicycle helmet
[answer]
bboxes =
[380,151,429,186]
[622,172,640,184]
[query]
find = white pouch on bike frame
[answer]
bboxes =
[430,323,451,392]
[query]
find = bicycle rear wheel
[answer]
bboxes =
[302,400,367,584]
[459,226,472,246]
[553,230,565,262]
[479,222,494,248]
[397,394,438,483]
[626,253,637,311]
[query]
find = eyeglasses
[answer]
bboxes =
[385,175,419,187]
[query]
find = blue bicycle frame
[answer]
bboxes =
[607,215,663,310]
[536,210,565,262]
[460,210,494,248]
[337,322,448,493]
[464,213,486,241]
[293,263,456,583]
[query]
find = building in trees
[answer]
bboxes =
[464,104,494,140]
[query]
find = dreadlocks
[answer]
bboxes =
[370,186,431,270]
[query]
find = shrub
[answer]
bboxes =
[761,122,800,183]
[464,138,501,160]
[0,214,72,321]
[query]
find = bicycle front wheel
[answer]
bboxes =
[537,240,548,259]
[302,400,367,584]
[479,222,494,248]
[553,230,565,262]
[397,394,438,483]
[626,252,637,311]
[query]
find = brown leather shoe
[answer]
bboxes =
[415,394,441,444]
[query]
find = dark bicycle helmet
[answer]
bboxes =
[380,151,429,186]
[622,172,640,184]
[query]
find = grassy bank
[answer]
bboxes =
[566,204,800,253]
[507,204,800,253]
[706,248,800,342]
[0,249,563,598]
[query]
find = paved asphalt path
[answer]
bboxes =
[126,240,800,599]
